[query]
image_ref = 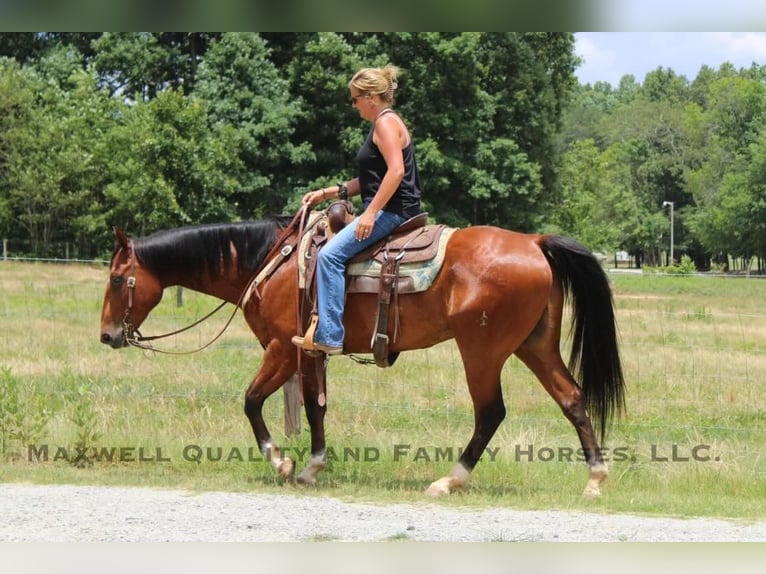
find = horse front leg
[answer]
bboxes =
[295,355,328,485]
[243,341,298,481]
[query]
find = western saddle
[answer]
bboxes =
[300,200,447,367]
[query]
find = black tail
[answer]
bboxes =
[539,235,626,442]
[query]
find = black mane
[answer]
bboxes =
[133,216,295,277]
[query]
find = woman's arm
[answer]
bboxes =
[301,178,360,206]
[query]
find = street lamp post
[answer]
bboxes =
[662,201,674,265]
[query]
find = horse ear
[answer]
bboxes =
[114,227,130,251]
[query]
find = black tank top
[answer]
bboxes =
[356,111,422,219]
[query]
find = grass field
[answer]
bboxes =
[1,260,765,520]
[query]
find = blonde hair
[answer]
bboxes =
[349,65,402,104]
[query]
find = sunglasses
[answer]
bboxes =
[351,93,366,104]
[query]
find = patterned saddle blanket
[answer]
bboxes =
[296,211,455,294]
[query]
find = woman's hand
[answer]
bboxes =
[301,188,327,207]
[355,210,375,241]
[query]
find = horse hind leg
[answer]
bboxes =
[514,341,608,498]
[295,356,329,485]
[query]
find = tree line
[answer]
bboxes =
[0,33,763,271]
[558,64,766,270]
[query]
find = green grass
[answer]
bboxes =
[1,261,765,520]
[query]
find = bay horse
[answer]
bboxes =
[99,212,625,497]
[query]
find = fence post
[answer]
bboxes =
[2,238,6,260]
[283,374,302,436]
[176,286,183,307]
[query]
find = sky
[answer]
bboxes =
[575,32,766,86]
[593,0,766,32]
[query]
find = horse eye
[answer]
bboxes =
[111,275,124,287]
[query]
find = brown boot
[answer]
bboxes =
[291,336,343,356]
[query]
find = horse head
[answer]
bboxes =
[100,227,164,349]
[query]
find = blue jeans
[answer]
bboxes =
[314,210,405,348]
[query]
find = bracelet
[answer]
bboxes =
[337,182,348,201]
[321,188,326,199]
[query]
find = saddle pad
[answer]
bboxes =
[346,227,455,294]
[296,211,455,294]
[297,211,325,289]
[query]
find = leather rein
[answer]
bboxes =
[121,207,309,355]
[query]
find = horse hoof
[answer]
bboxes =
[277,457,295,480]
[425,478,451,497]
[582,485,601,498]
[296,465,319,485]
[296,474,317,485]
[583,463,607,498]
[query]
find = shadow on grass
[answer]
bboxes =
[243,472,538,502]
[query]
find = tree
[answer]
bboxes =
[0,32,609,258]
[0,49,116,256]
[684,74,766,263]
[553,138,614,249]
[559,82,619,151]
[691,127,766,263]
[92,33,218,100]
[554,138,657,257]
[99,89,242,238]
[0,33,45,64]
[640,67,689,104]
[362,32,578,230]
[194,33,312,218]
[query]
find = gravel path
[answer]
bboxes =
[1,483,764,542]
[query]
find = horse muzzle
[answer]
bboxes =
[100,328,127,349]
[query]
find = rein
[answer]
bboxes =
[122,207,309,354]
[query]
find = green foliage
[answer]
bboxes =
[2,263,766,518]
[552,137,665,257]
[284,32,366,182]
[469,138,542,229]
[195,32,313,218]
[676,254,698,274]
[640,67,689,104]
[684,78,766,259]
[1,32,578,252]
[101,89,241,235]
[0,367,52,460]
[67,379,102,468]
[0,51,114,255]
[91,33,218,99]
[3,32,765,267]
[643,254,698,275]
[374,32,577,230]
[559,61,766,267]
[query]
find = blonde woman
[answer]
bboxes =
[292,64,423,355]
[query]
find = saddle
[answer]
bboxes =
[300,202,450,367]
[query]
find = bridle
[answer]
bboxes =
[120,239,233,354]
[120,207,310,355]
